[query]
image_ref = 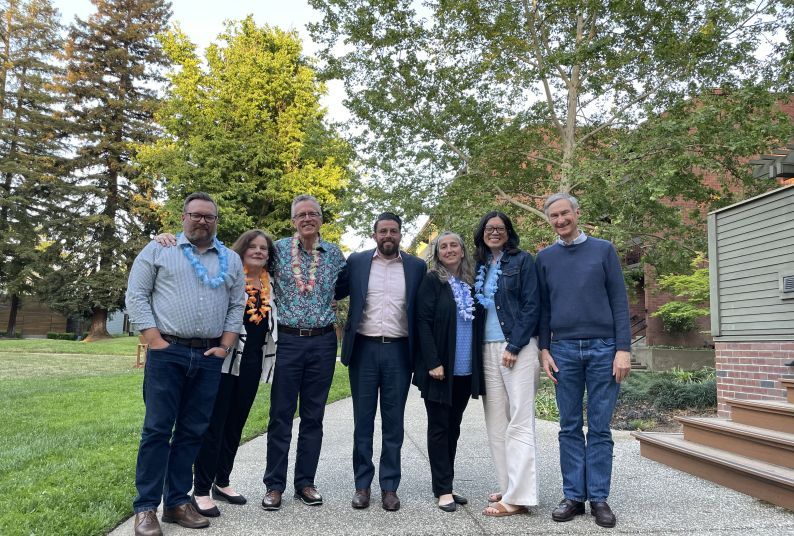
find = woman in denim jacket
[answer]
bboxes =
[473,211,541,517]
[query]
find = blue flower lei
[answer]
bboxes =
[474,256,501,307]
[449,275,475,321]
[181,236,229,289]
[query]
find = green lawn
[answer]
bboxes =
[0,341,351,536]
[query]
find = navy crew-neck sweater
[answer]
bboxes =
[536,237,631,351]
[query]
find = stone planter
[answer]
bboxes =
[633,346,715,372]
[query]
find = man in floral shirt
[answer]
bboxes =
[261,194,348,511]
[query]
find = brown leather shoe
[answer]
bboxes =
[294,486,323,506]
[590,501,617,528]
[261,490,283,511]
[382,491,400,511]
[161,502,210,529]
[134,510,162,536]
[351,488,371,509]
[551,498,585,522]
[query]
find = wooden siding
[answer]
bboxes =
[0,298,68,336]
[710,185,794,340]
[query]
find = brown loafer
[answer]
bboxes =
[161,502,210,529]
[382,490,400,511]
[134,510,162,536]
[294,486,323,506]
[352,488,371,509]
[261,490,283,511]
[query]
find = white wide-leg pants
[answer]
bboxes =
[481,338,540,506]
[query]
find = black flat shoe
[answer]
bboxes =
[438,501,457,512]
[190,494,220,517]
[212,484,247,505]
[452,494,468,505]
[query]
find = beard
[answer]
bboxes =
[377,240,398,256]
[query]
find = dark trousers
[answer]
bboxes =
[349,337,412,491]
[193,356,262,495]
[263,330,337,492]
[133,344,223,513]
[424,375,472,497]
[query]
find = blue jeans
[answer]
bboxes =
[551,338,620,503]
[349,337,412,491]
[133,344,224,513]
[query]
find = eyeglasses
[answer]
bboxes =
[185,212,218,223]
[484,226,506,235]
[293,211,321,220]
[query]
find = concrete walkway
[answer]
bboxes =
[111,388,794,535]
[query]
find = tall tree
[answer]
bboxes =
[137,17,354,244]
[309,0,793,267]
[0,0,66,335]
[43,0,171,340]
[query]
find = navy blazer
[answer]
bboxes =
[337,249,427,367]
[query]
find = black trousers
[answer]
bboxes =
[193,357,262,495]
[263,330,337,492]
[424,375,472,497]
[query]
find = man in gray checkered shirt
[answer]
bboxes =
[126,192,245,536]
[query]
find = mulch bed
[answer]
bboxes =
[612,400,717,432]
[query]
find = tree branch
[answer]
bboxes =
[494,185,547,219]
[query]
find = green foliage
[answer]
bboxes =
[619,370,717,410]
[0,331,23,339]
[137,17,354,243]
[37,0,172,336]
[46,332,76,340]
[668,366,716,384]
[0,0,68,335]
[535,379,559,421]
[652,253,711,332]
[309,0,794,267]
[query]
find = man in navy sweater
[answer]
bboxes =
[537,192,631,529]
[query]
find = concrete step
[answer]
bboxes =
[728,398,794,434]
[678,416,794,469]
[633,431,794,510]
[781,378,794,404]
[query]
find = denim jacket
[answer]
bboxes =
[479,250,540,355]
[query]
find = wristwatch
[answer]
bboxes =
[222,345,233,356]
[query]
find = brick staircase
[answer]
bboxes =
[632,377,794,510]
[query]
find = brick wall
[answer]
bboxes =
[715,341,794,417]
[643,264,714,348]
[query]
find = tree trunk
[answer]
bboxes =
[84,307,111,341]
[5,293,19,336]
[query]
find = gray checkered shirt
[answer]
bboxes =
[126,234,246,338]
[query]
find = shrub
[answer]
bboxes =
[47,332,77,340]
[647,378,717,409]
[0,331,23,338]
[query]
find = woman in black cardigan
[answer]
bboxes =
[415,231,485,512]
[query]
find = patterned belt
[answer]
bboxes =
[277,324,335,337]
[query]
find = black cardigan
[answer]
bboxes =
[413,271,486,405]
